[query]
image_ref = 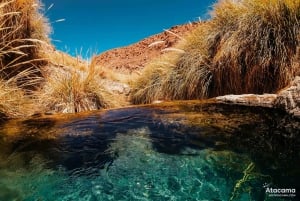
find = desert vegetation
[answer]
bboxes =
[131,0,300,104]
[37,57,117,113]
[0,0,50,80]
[0,0,50,118]
[0,0,118,119]
[1,0,299,119]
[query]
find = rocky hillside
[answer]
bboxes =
[93,22,199,73]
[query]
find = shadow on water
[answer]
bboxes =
[0,101,299,200]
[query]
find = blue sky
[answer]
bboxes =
[42,0,215,58]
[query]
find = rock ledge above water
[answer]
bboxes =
[216,76,300,118]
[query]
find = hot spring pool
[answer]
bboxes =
[0,101,299,201]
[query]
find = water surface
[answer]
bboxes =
[0,101,299,201]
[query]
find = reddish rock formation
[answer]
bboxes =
[93,23,199,73]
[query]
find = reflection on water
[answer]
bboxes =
[0,101,299,201]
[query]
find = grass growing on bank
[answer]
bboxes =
[0,0,120,118]
[0,0,50,118]
[131,0,300,104]
[0,76,35,119]
[130,53,177,104]
[37,58,117,113]
[0,0,50,80]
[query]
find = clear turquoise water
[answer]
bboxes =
[0,134,249,201]
[0,103,299,201]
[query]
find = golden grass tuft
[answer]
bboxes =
[0,69,41,119]
[208,0,300,96]
[0,0,123,117]
[37,61,117,113]
[131,0,300,104]
[0,80,26,119]
[0,0,50,81]
[130,53,177,104]
[0,0,50,118]
[46,50,88,72]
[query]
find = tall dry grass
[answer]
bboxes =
[0,69,41,119]
[131,0,300,104]
[0,0,50,118]
[208,0,299,96]
[0,0,50,81]
[130,53,177,104]
[46,50,88,72]
[0,0,122,117]
[37,59,117,113]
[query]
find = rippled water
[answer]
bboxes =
[0,101,299,201]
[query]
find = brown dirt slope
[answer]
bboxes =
[93,22,199,73]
